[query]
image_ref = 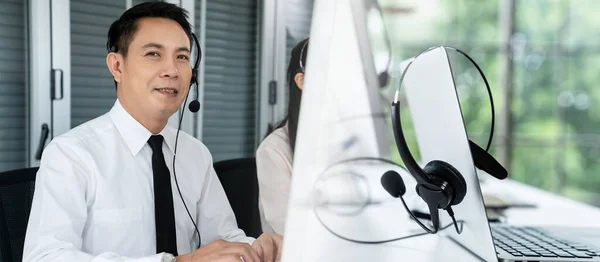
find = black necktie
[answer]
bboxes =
[147,135,178,255]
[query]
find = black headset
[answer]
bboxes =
[171,32,203,250]
[390,100,467,233]
[299,39,309,73]
[188,33,202,113]
[382,46,508,234]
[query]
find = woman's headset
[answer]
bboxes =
[299,39,309,73]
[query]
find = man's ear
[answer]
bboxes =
[106,52,123,83]
[294,72,304,90]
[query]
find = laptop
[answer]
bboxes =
[402,46,600,262]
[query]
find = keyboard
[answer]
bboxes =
[492,226,600,259]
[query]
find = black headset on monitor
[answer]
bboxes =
[381,47,508,234]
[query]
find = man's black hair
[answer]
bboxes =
[106,2,193,89]
[107,2,192,56]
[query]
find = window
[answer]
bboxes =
[381,0,600,206]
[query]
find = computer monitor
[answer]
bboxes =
[401,46,600,262]
[280,0,446,261]
[281,0,600,261]
[401,46,497,262]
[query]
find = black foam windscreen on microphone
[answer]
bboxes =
[188,100,200,113]
[380,170,406,198]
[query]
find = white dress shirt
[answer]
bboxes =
[255,124,293,235]
[23,100,253,262]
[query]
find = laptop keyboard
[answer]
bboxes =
[492,226,600,258]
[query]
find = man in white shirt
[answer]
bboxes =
[23,2,282,262]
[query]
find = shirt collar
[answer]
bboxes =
[109,99,177,156]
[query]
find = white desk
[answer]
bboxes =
[480,178,600,228]
[398,178,600,261]
[282,178,600,262]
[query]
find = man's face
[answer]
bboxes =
[111,17,192,121]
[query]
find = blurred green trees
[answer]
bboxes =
[379,0,600,205]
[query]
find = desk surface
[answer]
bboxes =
[481,178,600,227]
[282,177,600,262]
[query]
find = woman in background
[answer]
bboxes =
[256,38,309,235]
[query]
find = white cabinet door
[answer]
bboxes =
[29,0,71,166]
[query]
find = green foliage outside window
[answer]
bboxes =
[375,0,600,206]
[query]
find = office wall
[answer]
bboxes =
[0,0,27,172]
[70,0,124,128]
[196,0,259,162]
[0,0,316,171]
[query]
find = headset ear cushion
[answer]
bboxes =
[423,160,467,205]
